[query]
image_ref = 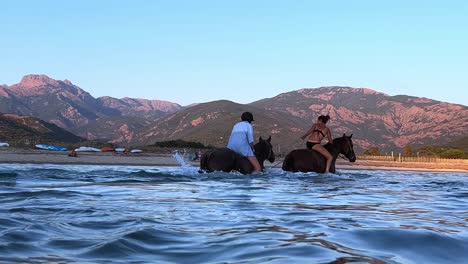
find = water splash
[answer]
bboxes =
[172,151,190,168]
[172,151,199,175]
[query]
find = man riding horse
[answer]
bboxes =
[199,112,275,174]
[227,112,262,173]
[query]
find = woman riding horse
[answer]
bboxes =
[283,134,356,173]
[301,114,333,173]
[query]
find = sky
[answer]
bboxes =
[1,0,467,106]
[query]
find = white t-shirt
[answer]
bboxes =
[227,121,255,157]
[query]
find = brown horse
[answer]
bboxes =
[199,136,275,174]
[282,134,356,173]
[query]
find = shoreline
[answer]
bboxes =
[334,159,468,173]
[0,149,189,167]
[1,149,467,173]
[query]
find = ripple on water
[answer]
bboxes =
[78,227,195,262]
[0,164,466,263]
[336,229,468,263]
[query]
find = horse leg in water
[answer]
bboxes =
[329,158,336,173]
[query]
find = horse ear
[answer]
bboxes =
[343,133,346,137]
[259,136,263,141]
[267,136,271,142]
[349,134,353,139]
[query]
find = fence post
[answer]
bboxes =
[398,153,402,162]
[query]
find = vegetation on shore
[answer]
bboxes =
[362,143,468,159]
[149,140,210,149]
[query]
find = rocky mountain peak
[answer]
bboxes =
[121,97,182,112]
[18,74,60,88]
[297,86,385,96]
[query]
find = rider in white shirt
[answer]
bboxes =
[227,112,261,173]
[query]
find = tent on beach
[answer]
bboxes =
[101,146,115,152]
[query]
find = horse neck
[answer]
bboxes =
[255,151,266,165]
[325,138,343,159]
[254,142,269,167]
[255,153,265,166]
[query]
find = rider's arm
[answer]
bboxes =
[247,123,255,151]
[249,142,255,152]
[301,124,315,140]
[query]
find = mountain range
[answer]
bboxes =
[0,75,181,142]
[1,74,467,153]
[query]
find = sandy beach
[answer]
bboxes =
[1,148,467,172]
[0,149,190,167]
[335,159,468,173]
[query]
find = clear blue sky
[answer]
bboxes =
[1,0,467,106]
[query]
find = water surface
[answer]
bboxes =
[0,164,467,263]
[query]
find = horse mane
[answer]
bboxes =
[324,135,346,148]
[323,135,349,158]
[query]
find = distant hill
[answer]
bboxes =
[97,96,182,119]
[444,135,468,151]
[2,75,467,153]
[250,87,468,152]
[133,100,306,153]
[0,113,84,146]
[0,74,182,141]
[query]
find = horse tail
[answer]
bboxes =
[199,150,213,173]
[281,152,294,171]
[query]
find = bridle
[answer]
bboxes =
[341,137,356,161]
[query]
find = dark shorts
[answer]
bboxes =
[306,141,319,150]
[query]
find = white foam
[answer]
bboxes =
[172,151,199,175]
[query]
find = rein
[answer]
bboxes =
[334,137,354,161]
[270,160,283,168]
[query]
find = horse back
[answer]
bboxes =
[200,148,253,173]
[282,149,326,173]
[199,148,234,172]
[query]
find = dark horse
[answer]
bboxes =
[282,134,356,173]
[200,136,275,174]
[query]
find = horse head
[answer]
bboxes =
[254,136,275,164]
[338,133,356,162]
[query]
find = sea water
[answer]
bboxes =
[0,163,467,264]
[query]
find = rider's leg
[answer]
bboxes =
[312,145,333,173]
[247,156,262,173]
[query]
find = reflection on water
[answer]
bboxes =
[0,163,467,263]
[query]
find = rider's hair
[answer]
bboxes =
[318,115,330,124]
[241,112,254,123]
